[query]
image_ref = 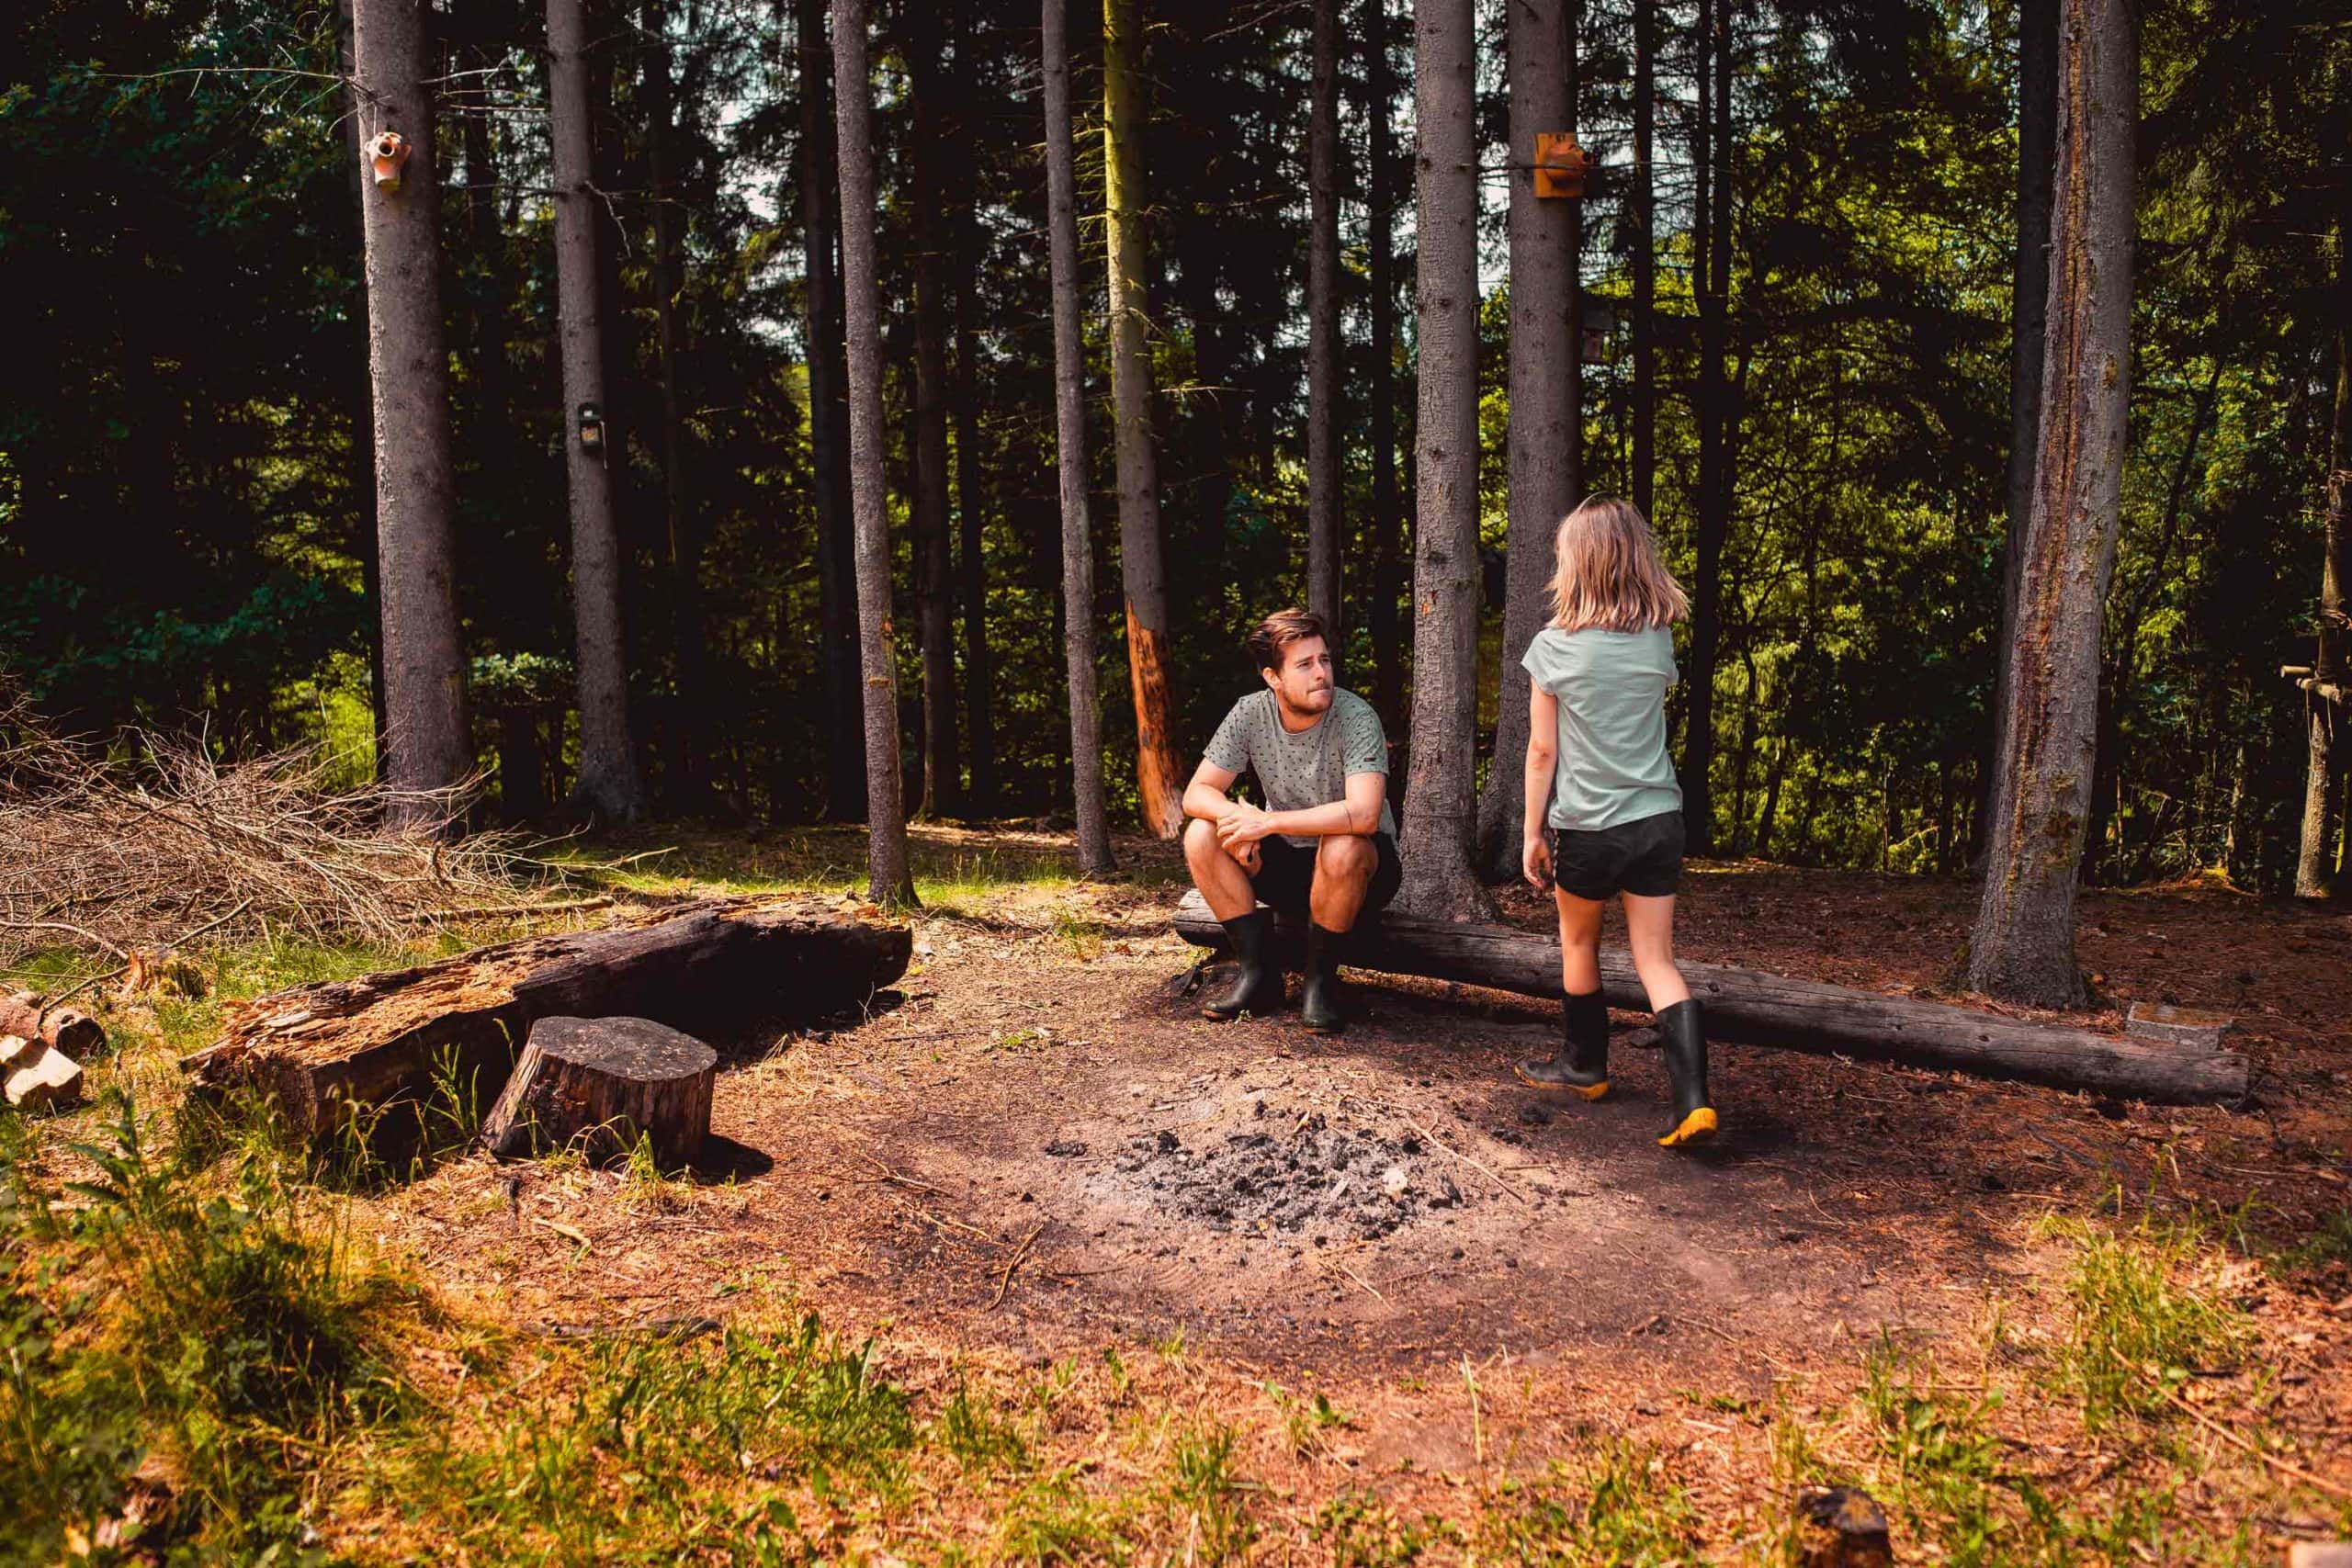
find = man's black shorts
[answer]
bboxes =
[1549,810,1684,900]
[1252,833,1403,919]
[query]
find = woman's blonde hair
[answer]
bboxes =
[1544,494,1690,632]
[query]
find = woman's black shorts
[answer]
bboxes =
[1252,833,1403,919]
[1548,810,1684,900]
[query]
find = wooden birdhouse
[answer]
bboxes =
[368,130,412,192]
[1534,132,1596,199]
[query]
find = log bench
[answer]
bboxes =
[1173,891,2248,1105]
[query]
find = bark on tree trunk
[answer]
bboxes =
[1306,0,1343,641]
[953,24,996,820]
[910,15,959,819]
[549,0,646,824]
[1104,0,1185,840]
[2296,184,2351,897]
[1477,0,1579,882]
[797,0,865,824]
[644,0,709,813]
[351,0,470,818]
[1399,0,1496,922]
[1630,0,1656,524]
[834,0,918,903]
[334,0,390,784]
[481,1015,716,1168]
[1366,0,1405,725]
[1044,0,1116,876]
[1969,0,2134,1008]
[1985,0,2059,867]
[1682,0,1735,856]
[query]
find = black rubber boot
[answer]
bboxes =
[1515,990,1610,1100]
[1300,923,1347,1033]
[1202,911,1285,1021]
[1655,998,1717,1147]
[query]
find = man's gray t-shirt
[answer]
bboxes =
[1201,688,1396,849]
[1521,626,1683,832]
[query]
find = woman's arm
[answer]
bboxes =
[1521,683,1559,887]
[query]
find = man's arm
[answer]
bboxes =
[1216,771,1385,846]
[1183,760,1243,824]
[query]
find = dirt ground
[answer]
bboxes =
[367,836,2352,1511]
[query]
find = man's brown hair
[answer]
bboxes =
[1245,608,1329,675]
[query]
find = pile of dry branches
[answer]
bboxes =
[0,687,557,968]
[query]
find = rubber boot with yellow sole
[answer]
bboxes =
[1655,998,1717,1147]
[1515,990,1610,1100]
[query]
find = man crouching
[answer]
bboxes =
[1183,609,1401,1032]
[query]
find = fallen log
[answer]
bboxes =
[0,990,106,1060]
[1172,891,2248,1105]
[181,897,910,1145]
[481,1015,716,1168]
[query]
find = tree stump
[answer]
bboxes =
[1795,1486,1893,1567]
[480,1016,716,1168]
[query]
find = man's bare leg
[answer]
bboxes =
[1300,834,1377,1032]
[1186,818,1282,1019]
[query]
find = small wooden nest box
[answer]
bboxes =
[1534,132,1596,199]
[368,130,412,192]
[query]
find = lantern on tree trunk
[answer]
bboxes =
[367,130,412,192]
[576,401,605,454]
[1534,132,1596,199]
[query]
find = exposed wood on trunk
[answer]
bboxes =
[833,0,918,902]
[1479,0,1580,882]
[1044,0,1117,876]
[1986,0,2060,863]
[1306,0,1343,640]
[1365,0,1405,723]
[182,897,910,1145]
[795,0,865,823]
[549,0,646,824]
[350,0,470,818]
[3,1035,83,1111]
[1399,0,1495,921]
[1174,892,2246,1104]
[481,1014,716,1168]
[1104,0,1184,840]
[1969,0,2135,1008]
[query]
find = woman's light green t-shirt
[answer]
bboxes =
[1521,625,1683,832]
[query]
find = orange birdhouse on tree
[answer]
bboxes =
[1533,132,1596,199]
[368,130,412,192]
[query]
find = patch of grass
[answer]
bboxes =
[1264,1380,1351,1458]
[1472,1439,1700,1566]
[996,1469,1134,1564]
[1055,908,1107,961]
[2039,1212,2246,1427]
[934,1377,1030,1473]
[2275,1205,2352,1273]
[1858,1337,2052,1564]
[1312,1491,1457,1566]
[1161,1419,1256,1563]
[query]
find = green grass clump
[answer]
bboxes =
[1313,1491,1457,1566]
[2041,1212,2246,1427]
[1161,1419,1256,1563]
[1471,1440,1699,1567]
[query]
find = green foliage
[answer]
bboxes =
[1470,1441,1701,1566]
[2041,1212,2246,1428]
[1313,1491,1458,1567]
[1160,1419,1256,1563]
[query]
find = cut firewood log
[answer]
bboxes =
[1172,891,2248,1105]
[180,897,910,1147]
[0,990,106,1060]
[480,1015,716,1168]
[3,1034,85,1111]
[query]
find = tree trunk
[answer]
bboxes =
[1630,0,1656,523]
[644,0,708,813]
[1682,0,1734,856]
[1985,0,2060,867]
[481,1015,716,1168]
[1969,0,2134,1008]
[1306,0,1343,640]
[834,0,918,903]
[350,0,470,817]
[910,14,959,819]
[1477,0,1579,881]
[953,10,995,819]
[797,0,864,823]
[2297,184,2352,897]
[1398,0,1495,921]
[1365,0,1406,725]
[1044,0,1117,877]
[549,0,647,823]
[1104,0,1184,839]
[334,0,390,784]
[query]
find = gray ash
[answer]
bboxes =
[1113,1112,1463,1240]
